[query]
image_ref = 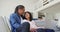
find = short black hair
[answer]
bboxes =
[24,12,33,21]
[15,5,25,13]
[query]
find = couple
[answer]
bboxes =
[10,5,54,32]
[10,5,44,32]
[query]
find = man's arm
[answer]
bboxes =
[10,15,21,29]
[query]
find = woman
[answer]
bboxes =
[22,11,45,32]
[22,11,55,32]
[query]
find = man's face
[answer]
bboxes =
[18,8,25,15]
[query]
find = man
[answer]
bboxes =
[10,5,30,32]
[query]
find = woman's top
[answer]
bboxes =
[22,19,44,30]
[22,19,37,29]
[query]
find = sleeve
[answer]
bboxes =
[32,21,37,27]
[10,15,20,29]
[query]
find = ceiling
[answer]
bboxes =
[38,2,60,20]
[19,0,40,12]
[19,0,39,4]
[40,2,60,13]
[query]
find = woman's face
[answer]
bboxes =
[25,13,30,19]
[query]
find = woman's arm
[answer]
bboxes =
[32,21,45,29]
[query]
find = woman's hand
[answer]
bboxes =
[30,28,37,32]
[38,27,45,28]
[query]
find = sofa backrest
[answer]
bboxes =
[0,16,11,32]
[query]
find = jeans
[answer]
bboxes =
[37,28,55,32]
[16,22,30,32]
[45,29,55,32]
[37,28,45,32]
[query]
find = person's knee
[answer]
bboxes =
[22,22,30,26]
[16,22,30,32]
[21,22,30,32]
